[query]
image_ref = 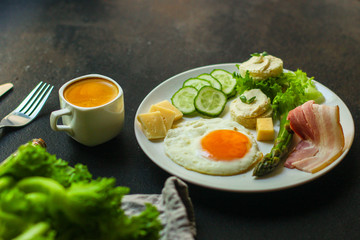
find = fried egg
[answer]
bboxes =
[164,118,262,175]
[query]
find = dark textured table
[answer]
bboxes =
[1,0,359,239]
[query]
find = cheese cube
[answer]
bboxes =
[154,100,183,121]
[256,118,274,141]
[149,105,176,131]
[137,111,167,140]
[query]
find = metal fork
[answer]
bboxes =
[0,82,54,129]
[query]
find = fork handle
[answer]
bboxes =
[50,108,73,134]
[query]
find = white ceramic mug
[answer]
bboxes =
[50,74,125,146]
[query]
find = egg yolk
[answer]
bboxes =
[201,129,251,161]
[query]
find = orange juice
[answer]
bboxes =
[64,78,119,107]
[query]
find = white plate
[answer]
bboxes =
[134,64,355,192]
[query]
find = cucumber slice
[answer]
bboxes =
[194,86,227,117]
[171,86,198,114]
[210,69,237,96]
[197,73,222,90]
[183,78,211,90]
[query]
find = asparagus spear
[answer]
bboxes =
[253,113,293,177]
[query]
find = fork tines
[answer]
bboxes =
[15,82,54,117]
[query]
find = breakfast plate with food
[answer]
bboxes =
[134,53,355,192]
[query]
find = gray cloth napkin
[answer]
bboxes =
[122,176,196,240]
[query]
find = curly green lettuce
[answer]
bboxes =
[0,142,162,239]
[235,69,324,120]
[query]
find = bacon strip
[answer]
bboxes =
[285,100,344,173]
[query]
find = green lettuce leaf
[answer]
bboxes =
[234,68,324,120]
[0,143,162,240]
[0,143,92,187]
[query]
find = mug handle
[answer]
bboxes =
[50,108,73,135]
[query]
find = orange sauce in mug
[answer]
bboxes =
[64,78,119,107]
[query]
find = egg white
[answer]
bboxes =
[164,118,263,175]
